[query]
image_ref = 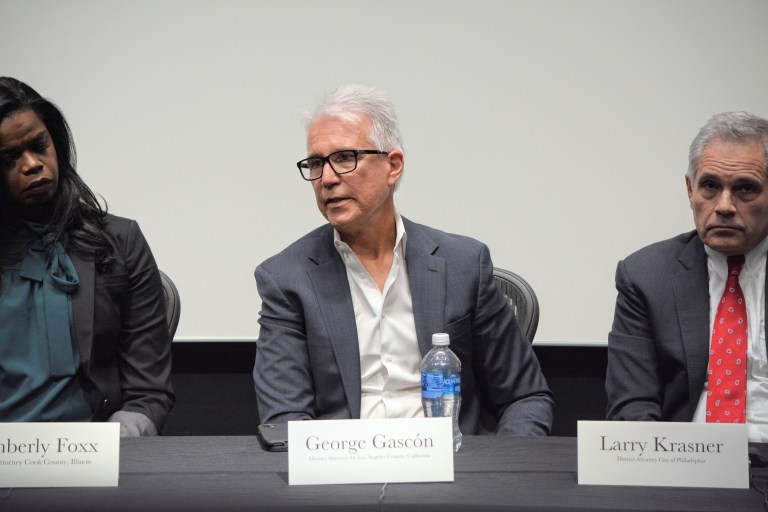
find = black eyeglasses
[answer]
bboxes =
[296,149,389,181]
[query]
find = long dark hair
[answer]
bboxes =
[0,77,113,270]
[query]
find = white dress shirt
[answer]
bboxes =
[692,235,768,441]
[334,213,424,419]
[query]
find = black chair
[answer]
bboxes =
[492,267,539,342]
[159,270,181,339]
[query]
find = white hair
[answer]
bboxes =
[305,84,403,152]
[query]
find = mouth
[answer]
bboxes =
[707,225,744,234]
[325,197,349,207]
[25,177,53,196]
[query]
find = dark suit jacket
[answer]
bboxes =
[254,218,553,435]
[69,214,174,429]
[606,230,768,422]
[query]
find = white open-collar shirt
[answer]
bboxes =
[334,212,424,419]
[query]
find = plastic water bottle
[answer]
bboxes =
[421,332,462,451]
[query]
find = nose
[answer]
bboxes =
[318,161,340,187]
[19,151,44,175]
[714,190,737,217]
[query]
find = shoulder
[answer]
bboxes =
[98,214,153,258]
[404,217,488,256]
[622,231,699,266]
[100,213,138,236]
[258,224,332,273]
[617,231,702,287]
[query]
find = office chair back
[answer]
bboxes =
[159,270,181,339]
[492,267,539,342]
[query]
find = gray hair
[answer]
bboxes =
[305,84,403,152]
[688,111,768,180]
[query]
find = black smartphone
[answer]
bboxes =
[257,423,288,452]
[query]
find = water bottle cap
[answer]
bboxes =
[432,333,450,345]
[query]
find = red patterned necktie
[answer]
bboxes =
[706,254,748,424]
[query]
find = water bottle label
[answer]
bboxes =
[421,372,461,399]
[442,374,461,397]
[422,372,442,399]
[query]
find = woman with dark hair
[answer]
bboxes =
[0,77,174,436]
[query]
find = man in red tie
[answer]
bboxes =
[606,111,768,441]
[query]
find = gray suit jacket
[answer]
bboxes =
[606,230,768,421]
[254,218,553,435]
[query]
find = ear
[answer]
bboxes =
[386,150,404,187]
[685,173,693,204]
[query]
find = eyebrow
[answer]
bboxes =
[31,131,47,144]
[306,148,356,159]
[0,131,48,156]
[697,171,763,185]
[695,171,720,181]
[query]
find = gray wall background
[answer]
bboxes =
[3,0,767,343]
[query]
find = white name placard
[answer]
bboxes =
[578,420,748,488]
[288,418,454,485]
[0,422,120,487]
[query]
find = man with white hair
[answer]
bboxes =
[253,84,553,436]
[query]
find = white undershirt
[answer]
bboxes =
[692,236,768,441]
[333,213,423,419]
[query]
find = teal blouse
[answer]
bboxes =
[0,219,92,421]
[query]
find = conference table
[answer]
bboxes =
[3,435,768,511]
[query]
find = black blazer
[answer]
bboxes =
[69,214,174,429]
[606,231,768,422]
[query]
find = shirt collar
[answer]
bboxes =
[333,211,408,256]
[704,234,768,278]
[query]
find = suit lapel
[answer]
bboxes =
[672,236,711,407]
[69,249,95,367]
[403,219,445,357]
[306,227,362,419]
[304,220,447,415]
[764,256,768,357]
